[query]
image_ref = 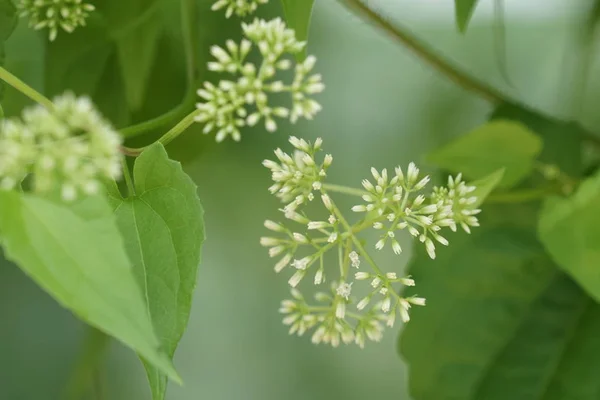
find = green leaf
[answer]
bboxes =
[113,10,164,111]
[103,0,165,111]
[0,0,17,103]
[427,120,543,188]
[469,168,505,208]
[454,0,480,33]
[43,14,132,127]
[110,143,205,400]
[280,0,315,61]
[399,205,600,400]
[538,170,600,302]
[44,16,114,97]
[0,0,17,42]
[0,192,180,382]
[490,103,583,177]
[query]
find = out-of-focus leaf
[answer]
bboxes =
[0,0,17,42]
[469,168,505,207]
[490,104,583,177]
[0,192,180,382]
[0,0,17,103]
[44,16,113,97]
[539,170,600,302]
[399,203,600,400]
[2,24,45,116]
[110,143,205,400]
[427,120,542,188]
[454,0,480,33]
[110,1,164,110]
[280,0,315,60]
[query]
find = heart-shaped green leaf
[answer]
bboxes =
[0,192,180,382]
[109,143,205,400]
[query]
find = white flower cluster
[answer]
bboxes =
[211,0,268,18]
[431,174,480,233]
[352,164,481,259]
[263,136,332,213]
[195,18,324,142]
[17,0,95,41]
[0,92,122,201]
[261,137,438,348]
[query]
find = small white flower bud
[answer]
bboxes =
[408,297,426,306]
[362,179,375,192]
[264,220,285,232]
[307,221,328,230]
[288,270,306,287]
[321,194,333,211]
[392,240,402,255]
[314,269,324,285]
[387,312,396,327]
[425,238,436,259]
[400,277,415,286]
[356,296,370,310]
[381,297,391,313]
[355,272,370,280]
[275,253,292,273]
[260,237,280,247]
[407,162,419,185]
[269,246,285,257]
[414,175,431,190]
[292,232,309,243]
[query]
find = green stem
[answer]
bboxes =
[119,92,195,139]
[0,66,54,110]
[338,243,344,277]
[349,235,384,276]
[322,183,368,197]
[121,109,201,156]
[63,327,110,400]
[121,158,135,196]
[325,192,384,276]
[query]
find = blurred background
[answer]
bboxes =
[0,0,597,398]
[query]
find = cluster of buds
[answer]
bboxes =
[431,174,480,234]
[0,92,122,201]
[211,0,269,18]
[263,136,332,213]
[195,18,324,142]
[260,137,479,348]
[352,164,481,259]
[17,0,95,41]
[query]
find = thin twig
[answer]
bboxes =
[337,0,600,148]
[338,0,505,104]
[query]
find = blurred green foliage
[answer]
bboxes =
[2,0,600,399]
